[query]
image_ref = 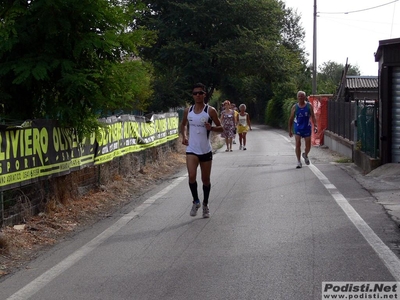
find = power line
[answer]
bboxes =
[318,0,398,15]
[391,0,397,37]
[322,15,398,26]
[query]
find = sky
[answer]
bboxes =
[283,0,400,76]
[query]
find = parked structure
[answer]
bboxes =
[375,37,400,164]
[344,76,378,102]
[324,71,379,172]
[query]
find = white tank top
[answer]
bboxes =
[187,105,212,155]
[238,113,247,127]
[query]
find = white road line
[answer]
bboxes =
[6,176,187,300]
[309,163,400,281]
[283,133,400,280]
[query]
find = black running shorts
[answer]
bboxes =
[186,151,213,162]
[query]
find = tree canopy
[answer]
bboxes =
[317,61,361,94]
[0,0,310,130]
[136,0,308,114]
[0,0,154,135]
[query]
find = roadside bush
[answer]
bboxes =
[266,97,297,129]
[265,98,281,128]
[282,98,298,131]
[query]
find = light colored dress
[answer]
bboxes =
[220,109,235,138]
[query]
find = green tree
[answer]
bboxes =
[136,0,306,114]
[218,2,309,124]
[317,61,360,94]
[0,0,154,135]
[262,2,309,126]
[102,59,154,116]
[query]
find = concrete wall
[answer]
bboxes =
[353,149,381,174]
[324,131,354,160]
[324,130,381,174]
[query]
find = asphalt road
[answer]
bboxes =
[1,125,400,300]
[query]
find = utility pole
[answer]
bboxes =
[312,0,317,95]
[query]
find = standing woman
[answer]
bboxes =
[237,104,252,150]
[220,100,236,152]
[231,103,239,145]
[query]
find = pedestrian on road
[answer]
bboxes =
[288,91,318,168]
[180,83,223,218]
[236,104,252,150]
[220,100,236,152]
[231,103,239,145]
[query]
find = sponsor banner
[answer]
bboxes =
[138,117,156,144]
[0,119,90,190]
[70,132,96,171]
[152,113,166,140]
[322,282,400,299]
[0,113,179,191]
[166,113,179,136]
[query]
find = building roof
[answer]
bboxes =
[375,37,400,61]
[346,76,378,90]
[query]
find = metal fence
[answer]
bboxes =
[356,100,379,158]
[327,99,379,159]
[327,100,356,142]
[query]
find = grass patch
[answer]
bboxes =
[335,158,352,163]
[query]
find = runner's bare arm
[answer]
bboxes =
[180,108,189,145]
[247,113,252,130]
[310,105,318,132]
[288,105,295,137]
[207,107,223,132]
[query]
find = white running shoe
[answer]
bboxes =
[302,153,310,165]
[239,145,242,150]
[190,201,201,216]
[203,205,210,218]
[296,161,302,169]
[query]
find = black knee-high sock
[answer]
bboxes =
[189,181,199,202]
[203,184,211,206]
